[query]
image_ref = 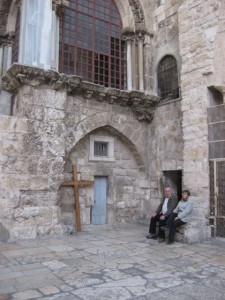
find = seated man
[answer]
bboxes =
[163,190,193,245]
[146,186,178,243]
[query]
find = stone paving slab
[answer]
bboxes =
[0,223,225,299]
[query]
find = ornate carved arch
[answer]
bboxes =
[128,0,145,27]
[113,0,145,28]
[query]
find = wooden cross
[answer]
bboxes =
[62,165,94,232]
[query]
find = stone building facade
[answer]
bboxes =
[0,0,224,240]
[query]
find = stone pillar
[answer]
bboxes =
[52,0,69,71]
[2,46,13,75]
[136,32,145,91]
[0,34,15,115]
[19,0,53,69]
[6,46,12,70]
[143,31,154,94]
[51,11,58,70]
[132,39,137,90]
[0,47,3,76]
[123,28,135,91]
[127,40,133,91]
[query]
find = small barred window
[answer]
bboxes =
[94,141,108,157]
[158,55,179,101]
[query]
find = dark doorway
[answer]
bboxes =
[163,170,182,201]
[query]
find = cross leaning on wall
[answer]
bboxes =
[62,165,94,231]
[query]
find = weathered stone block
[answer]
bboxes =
[175,221,211,244]
[11,226,37,240]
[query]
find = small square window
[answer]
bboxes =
[94,141,108,156]
[89,135,114,162]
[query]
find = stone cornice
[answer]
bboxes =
[1,63,159,123]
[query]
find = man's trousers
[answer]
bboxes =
[149,213,167,238]
[166,213,186,242]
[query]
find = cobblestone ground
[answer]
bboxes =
[0,223,225,300]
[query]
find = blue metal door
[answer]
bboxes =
[91,177,107,225]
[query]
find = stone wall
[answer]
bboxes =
[0,82,155,239]
[146,98,183,215]
[152,0,181,92]
[178,0,221,223]
[0,79,184,239]
[0,114,63,240]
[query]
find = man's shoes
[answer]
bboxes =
[166,240,174,245]
[146,234,157,239]
[157,238,165,243]
[161,226,169,231]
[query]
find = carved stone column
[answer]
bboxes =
[136,28,146,91]
[51,10,58,70]
[0,32,15,76]
[135,26,147,91]
[123,28,135,91]
[0,33,16,115]
[52,0,69,71]
[0,47,3,76]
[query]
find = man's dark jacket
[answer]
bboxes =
[155,194,178,217]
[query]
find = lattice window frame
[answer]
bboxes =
[59,0,126,90]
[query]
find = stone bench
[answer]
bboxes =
[173,221,211,244]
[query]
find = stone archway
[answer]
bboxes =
[60,122,150,229]
[65,111,148,173]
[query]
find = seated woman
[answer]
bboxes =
[163,190,193,245]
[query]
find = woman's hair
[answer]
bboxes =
[182,190,190,196]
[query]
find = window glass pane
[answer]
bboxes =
[158,56,179,101]
[94,142,108,156]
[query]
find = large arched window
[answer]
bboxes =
[157,55,179,101]
[59,0,126,90]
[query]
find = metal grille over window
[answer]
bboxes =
[158,55,179,101]
[12,7,21,63]
[94,141,108,157]
[59,0,126,89]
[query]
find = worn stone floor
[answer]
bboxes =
[0,223,225,300]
